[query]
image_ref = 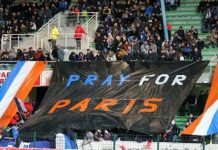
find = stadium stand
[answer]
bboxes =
[0,1,218,148]
[0,0,216,62]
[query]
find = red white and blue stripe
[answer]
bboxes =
[193,100,218,135]
[0,61,35,118]
[0,61,47,127]
[182,64,218,136]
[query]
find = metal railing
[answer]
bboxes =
[1,12,98,51]
[40,33,90,50]
[4,131,217,150]
[1,34,36,50]
[36,12,98,50]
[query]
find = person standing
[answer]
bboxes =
[51,24,59,49]
[57,45,65,61]
[74,23,86,50]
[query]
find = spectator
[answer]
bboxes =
[140,41,149,58]
[8,48,17,61]
[69,52,77,62]
[165,0,171,11]
[94,33,104,52]
[94,130,102,141]
[57,45,65,61]
[209,29,218,48]
[96,51,105,61]
[182,43,191,59]
[0,0,61,38]
[74,23,86,50]
[52,46,58,60]
[149,41,158,61]
[164,119,180,142]
[16,49,24,60]
[27,47,36,60]
[103,130,111,140]
[86,49,95,61]
[106,50,116,62]
[33,48,46,61]
[187,92,197,114]
[167,22,172,39]
[44,39,53,55]
[187,113,195,125]
[59,0,69,11]
[51,24,59,49]
[190,26,198,39]
[82,131,93,149]
[204,8,212,32]
[192,47,202,61]
[178,52,185,61]
[44,6,53,21]
[77,52,86,61]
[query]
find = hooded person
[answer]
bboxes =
[103,130,111,140]
[94,130,102,141]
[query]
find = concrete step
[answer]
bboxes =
[202,51,217,55]
[202,55,216,60]
[167,12,201,17]
[199,34,208,40]
[172,25,201,30]
[167,16,202,21]
[176,7,198,12]
[170,21,202,26]
[168,18,201,22]
[183,3,199,7]
[202,50,217,60]
[181,0,201,4]
[203,48,218,51]
[183,0,201,1]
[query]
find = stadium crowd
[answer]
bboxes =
[0,0,70,37]
[79,0,203,61]
[199,0,218,48]
[0,0,205,62]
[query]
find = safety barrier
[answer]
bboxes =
[1,131,217,150]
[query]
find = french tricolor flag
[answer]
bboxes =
[14,97,27,113]
[182,64,218,136]
[0,61,47,128]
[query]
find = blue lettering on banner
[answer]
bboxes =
[66,75,80,87]
[65,74,187,87]
[84,74,98,85]
[119,74,131,86]
[101,75,112,86]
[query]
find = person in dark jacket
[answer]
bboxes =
[164,120,180,142]
[69,52,77,62]
[86,49,95,61]
[192,47,202,61]
[96,51,105,61]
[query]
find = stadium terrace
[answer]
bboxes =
[66,74,187,87]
